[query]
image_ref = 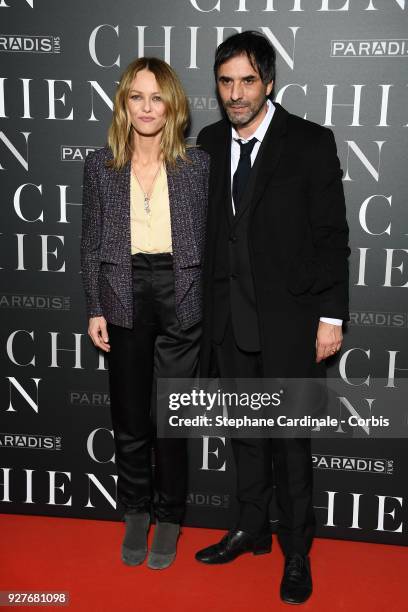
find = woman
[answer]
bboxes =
[80,57,209,569]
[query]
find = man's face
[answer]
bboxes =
[216,53,273,130]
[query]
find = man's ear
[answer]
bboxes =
[266,80,273,97]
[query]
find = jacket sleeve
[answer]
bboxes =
[195,132,211,279]
[200,149,210,263]
[80,152,104,319]
[307,127,350,320]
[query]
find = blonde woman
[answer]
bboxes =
[81,57,208,569]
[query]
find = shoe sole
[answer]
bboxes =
[195,546,272,564]
[121,550,147,566]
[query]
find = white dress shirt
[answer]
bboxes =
[230,99,342,327]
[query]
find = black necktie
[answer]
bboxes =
[232,137,257,214]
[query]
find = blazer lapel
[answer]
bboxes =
[166,159,201,267]
[100,159,132,264]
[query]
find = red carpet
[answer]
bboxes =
[0,513,406,611]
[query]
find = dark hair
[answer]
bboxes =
[214,30,276,84]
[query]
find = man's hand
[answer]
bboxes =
[315,321,342,363]
[88,316,110,352]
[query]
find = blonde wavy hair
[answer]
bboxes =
[107,57,190,170]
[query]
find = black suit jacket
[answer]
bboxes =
[197,102,350,378]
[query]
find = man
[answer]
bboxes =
[195,31,350,605]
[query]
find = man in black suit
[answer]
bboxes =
[195,31,350,604]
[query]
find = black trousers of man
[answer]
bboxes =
[214,316,316,556]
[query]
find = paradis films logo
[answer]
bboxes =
[60,146,102,162]
[349,311,407,328]
[331,39,408,57]
[187,492,230,508]
[313,454,394,475]
[0,34,61,53]
[0,433,62,451]
[0,294,70,311]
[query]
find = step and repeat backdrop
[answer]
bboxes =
[1,0,407,545]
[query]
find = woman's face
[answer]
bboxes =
[126,69,167,137]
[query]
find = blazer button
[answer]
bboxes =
[229,235,237,243]
[230,273,237,280]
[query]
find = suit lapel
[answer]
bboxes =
[226,151,234,226]
[232,102,288,225]
[248,102,288,215]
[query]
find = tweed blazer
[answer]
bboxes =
[80,145,209,329]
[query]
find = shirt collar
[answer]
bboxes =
[231,98,275,144]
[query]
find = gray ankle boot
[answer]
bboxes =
[121,511,150,566]
[147,521,180,570]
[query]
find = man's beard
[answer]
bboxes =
[224,97,266,128]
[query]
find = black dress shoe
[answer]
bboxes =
[280,553,312,604]
[195,528,272,564]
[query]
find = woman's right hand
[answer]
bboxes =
[88,316,110,352]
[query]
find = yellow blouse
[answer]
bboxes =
[130,165,172,254]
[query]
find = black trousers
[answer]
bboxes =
[213,316,315,555]
[107,253,201,523]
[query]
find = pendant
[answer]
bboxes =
[144,194,151,215]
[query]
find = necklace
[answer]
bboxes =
[131,161,162,215]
